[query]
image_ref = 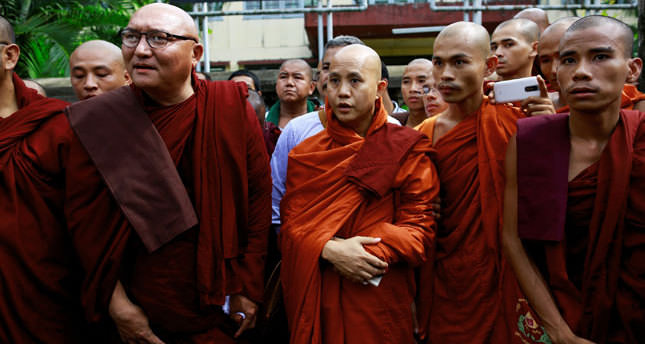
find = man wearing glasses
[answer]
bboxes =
[65,3,270,343]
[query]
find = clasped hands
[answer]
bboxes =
[321,236,388,284]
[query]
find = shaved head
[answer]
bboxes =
[0,16,15,43]
[433,22,496,105]
[71,40,124,68]
[280,59,313,80]
[436,21,491,58]
[132,3,199,39]
[402,58,433,114]
[327,44,385,135]
[494,18,540,43]
[514,8,550,33]
[123,3,203,105]
[563,15,633,57]
[538,17,579,90]
[70,40,129,100]
[407,58,433,68]
[542,17,579,39]
[333,45,382,79]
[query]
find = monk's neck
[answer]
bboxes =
[406,108,427,128]
[381,94,394,114]
[569,101,621,142]
[278,101,308,127]
[0,75,19,119]
[446,94,483,122]
[498,67,532,81]
[144,81,194,107]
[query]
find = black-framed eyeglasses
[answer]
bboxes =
[120,28,198,49]
[0,41,10,46]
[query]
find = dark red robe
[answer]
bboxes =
[522,111,645,343]
[65,78,271,342]
[0,73,88,343]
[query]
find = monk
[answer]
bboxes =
[514,8,550,34]
[422,75,448,118]
[64,4,271,343]
[401,58,433,127]
[537,17,579,101]
[69,40,130,100]
[491,18,539,81]
[280,44,439,344]
[503,15,645,344]
[267,59,316,129]
[416,21,543,343]
[538,17,645,112]
[0,15,89,343]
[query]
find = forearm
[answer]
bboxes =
[502,233,574,341]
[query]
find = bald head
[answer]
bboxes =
[71,40,124,68]
[333,45,382,80]
[407,58,432,69]
[279,59,313,81]
[131,3,198,39]
[563,15,633,57]
[123,3,203,105]
[0,16,15,44]
[542,17,579,40]
[402,58,433,114]
[433,22,496,104]
[436,21,491,58]
[538,17,579,90]
[327,44,385,135]
[70,40,129,100]
[276,58,315,105]
[514,8,549,33]
[494,18,540,44]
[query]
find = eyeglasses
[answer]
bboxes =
[423,85,440,95]
[120,28,198,49]
[0,42,10,46]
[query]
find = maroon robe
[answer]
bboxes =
[65,77,271,342]
[0,73,87,343]
[517,111,645,343]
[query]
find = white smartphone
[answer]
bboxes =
[493,76,540,103]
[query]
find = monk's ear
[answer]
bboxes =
[308,80,315,96]
[529,41,538,60]
[626,57,642,84]
[123,70,132,85]
[376,79,387,97]
[2,44,20,71]
[191,43,204,69]
[484,55,498,78]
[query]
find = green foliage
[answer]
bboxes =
[0,0,154,78]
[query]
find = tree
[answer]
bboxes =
[0,0,152,78]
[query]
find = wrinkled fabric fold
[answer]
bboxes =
[280,98,438,344]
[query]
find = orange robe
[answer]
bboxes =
[280,99,439,344]
[416,98,540,343]
[557,84,645,113]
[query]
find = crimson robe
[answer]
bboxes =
[0,73,89,343]
[526,111,645,343]
[416,99,544,343]
[280,99,439,344]
[65,78,271,342]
